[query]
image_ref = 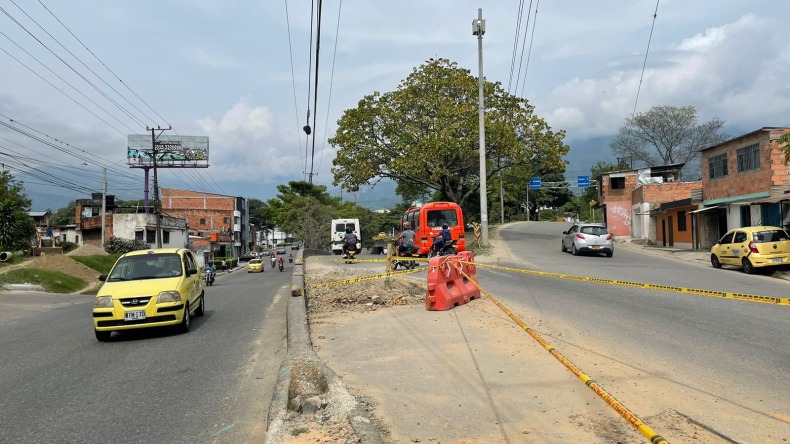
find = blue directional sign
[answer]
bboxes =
[529,177,541,190]
[577,175,590,188]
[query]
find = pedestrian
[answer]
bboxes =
[221,258,226,270]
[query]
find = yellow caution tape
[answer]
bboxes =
[306,257,390,263]
[456,268,669,444]
[462,262,790,307]
[306,268,422,289]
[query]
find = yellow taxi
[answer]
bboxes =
[247,258,263,273]
[92,248,205,341]
[710,226,790,274]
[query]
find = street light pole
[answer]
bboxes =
[473,8,488,246]
[101,167,106,249]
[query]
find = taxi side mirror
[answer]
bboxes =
[98,274,107,281]
[187,267,198,276]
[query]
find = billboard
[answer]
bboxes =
[127,134,209,168]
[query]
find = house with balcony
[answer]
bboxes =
[695,127,790,249]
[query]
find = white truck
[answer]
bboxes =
[330,218,361,255]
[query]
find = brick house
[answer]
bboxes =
[695,127,790,248]
[75,195,187,248]
[598,164,691,241]
[160,188,249,258]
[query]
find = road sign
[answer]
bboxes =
[529,177,541,190]
[578,175,590,188]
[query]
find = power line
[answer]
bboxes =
[317,0,343,177]
[34,0,172,127]
[632,0,660,115]
[506,0,526,94]
[512,0,534,97]
[303,0,317,180]
[0,5,147,129]
[283,0,304,177]
[518,0,540,98]
[308,0,325,182]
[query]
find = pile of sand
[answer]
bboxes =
[67,244,108,256]
[30,254,103,282]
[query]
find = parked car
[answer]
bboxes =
[239,252,255,262]
[247,258,263,273]
[561,223,614,257]
[92,248,205,341]
[710,226,790,274]
[276,246,287,255]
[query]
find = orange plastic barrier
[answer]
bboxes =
[425,252,481,311]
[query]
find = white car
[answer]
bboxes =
[562,223,614,257]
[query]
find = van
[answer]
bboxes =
[401,202,465,256]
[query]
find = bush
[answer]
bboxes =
[104,236,151,255]
[58,241,79,253]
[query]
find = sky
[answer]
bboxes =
[1,0,788,212]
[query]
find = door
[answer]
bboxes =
[730,231,749,266]
[661,220,666,247]
[716,231,736,265]
[668,216,674,247]
[564,225,578,250]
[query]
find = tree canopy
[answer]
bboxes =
[0,171,35,251]
[329,58,569,208]
[610,105,728,179]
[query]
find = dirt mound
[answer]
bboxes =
[67,244,108,256]
[30,254,102,283]
[305,267,426,315]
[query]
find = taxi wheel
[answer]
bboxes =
[178,302,191,333]
[95,329,111,342]
[710,254,721,269]
[742,258,755,274]
[195,293,205,317]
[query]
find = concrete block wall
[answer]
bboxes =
[633,182,701,206]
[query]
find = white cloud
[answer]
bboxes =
[187,47,242,70]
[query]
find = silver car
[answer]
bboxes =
[562,223,614,257]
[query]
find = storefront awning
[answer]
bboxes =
[687,206,721,214]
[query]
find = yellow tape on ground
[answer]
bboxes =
[455,268,669,444]
[463,261,790,307]
[306,268,422,289]
[306,257,390,263]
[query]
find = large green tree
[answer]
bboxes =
[0,171,35,251]
[49,201,77,226]
[610,105,728,179]
[330,58,569,209]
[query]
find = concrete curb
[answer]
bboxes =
[264,249,383,443]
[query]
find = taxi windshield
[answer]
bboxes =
[107,254,183,281]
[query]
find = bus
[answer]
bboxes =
[330,218,361,255]
[401,202,465,256]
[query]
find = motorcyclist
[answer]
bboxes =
[288,253,293,263]
[278,257,285,270]
[342,228,358,257]
[397,222,416,257]
[432,224,452,253]
[270,255,277,268]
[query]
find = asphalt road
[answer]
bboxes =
[0,265,290,444]
[485,221,790,437]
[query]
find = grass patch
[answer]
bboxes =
[0,268,86,293]
[0,254,24,269]
[70,254,122,274]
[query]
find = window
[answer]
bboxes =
[75,235,79,243]
[708,153,728,179]
[146,229,155,243]
[135,230,143,241]
[200,218,206,225]
[677,211,687,232]
[733,232,748,243]
[719,232,733,244]
[163,231,170,244]
[610,177,625,189]
[736,143,760,172]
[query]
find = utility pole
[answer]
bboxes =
[101,167,107,249]
[473,9,488,246]
[148,126,171,249]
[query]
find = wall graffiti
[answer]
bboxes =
[607,201,632,236]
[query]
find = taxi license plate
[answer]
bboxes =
[125,310,146,321]
[772,258,782,263]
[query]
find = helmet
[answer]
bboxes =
[403,222,411,229]
[442,224,448,229]
[345,228,352,234]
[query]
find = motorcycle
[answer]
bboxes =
[270,257,277,268]
[278,261,284,272]
[205,269,215,286]
[428,236,457,258]
[343,244,357,264]
[393,246,418,270]
[288,255,293,263]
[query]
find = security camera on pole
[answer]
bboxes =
[473,8,488,247]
